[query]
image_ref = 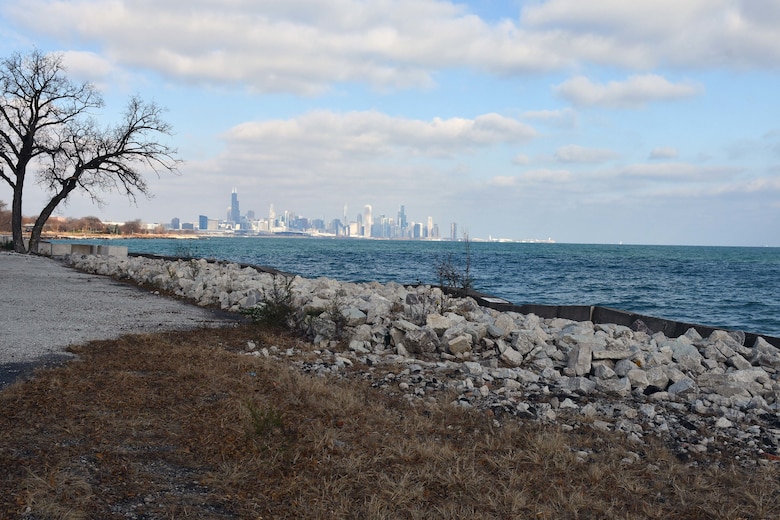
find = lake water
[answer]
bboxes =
[58,237,780,337]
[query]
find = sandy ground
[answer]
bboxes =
[0,252,240,389]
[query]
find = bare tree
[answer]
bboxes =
[0,49,179,253]
[121,219,143,235]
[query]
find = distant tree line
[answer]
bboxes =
[0,202,162,236]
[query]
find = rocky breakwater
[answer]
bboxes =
[66,253,780,465]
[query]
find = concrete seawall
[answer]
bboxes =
[468,290,780,350]
[0,237,128,257]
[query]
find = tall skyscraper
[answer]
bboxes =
[230,189,240,224]
[398,205,407,233]
[363,205,373,237]
[450,222,458,241]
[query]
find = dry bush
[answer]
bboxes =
[0,324,779,519]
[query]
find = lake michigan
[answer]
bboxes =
[59,237,780,337]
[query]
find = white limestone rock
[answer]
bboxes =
[627,368,650,390]
[562,376,597,394]
[512,330,540,357]
[500,346,524,367]
[447,334,473,356]
[566,343,593,377]
[491,313,517,338]
[426,313,453,336]
[668,378,697,397]
[751,337,780,368]
[728,354,753,370]
[342,307,368,326]
[595,377,632,396]
[404,327,440,357]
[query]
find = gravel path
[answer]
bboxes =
[0,252,239,389]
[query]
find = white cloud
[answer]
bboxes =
[226,110,536,157]
[7,0,568,93]
[521,0,780,69]
[555,145,618,164]
[9,0,780,95]
[554,75,702,108]
[180,110,539,220]
[57,50,141,92]
[60,50,114,81]
[522,108,578,128]
[489,176,519,187]
[489,168,572,187]
[512,154,530,165]
[619,162,737,181]
[642,176,780,200]
[649,147,679,160]
[521,169,572,183]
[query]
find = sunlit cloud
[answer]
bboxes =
[554,74,702,108]
[8,0,780,95]
[521,168,572,183]
[649,147,679,160]
[225,110,537,158]
[555,145,618,163]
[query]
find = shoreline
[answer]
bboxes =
[57,251,780,466]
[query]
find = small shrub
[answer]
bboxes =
[406,286,440,325]
[326,289,349,339]
[435,232,474,298]
[242,274,297,329]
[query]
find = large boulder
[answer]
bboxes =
[404,327,440,357]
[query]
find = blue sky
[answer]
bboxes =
[1,0,779,245]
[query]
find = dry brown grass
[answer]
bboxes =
[1,323,779,519]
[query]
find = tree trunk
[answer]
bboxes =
[11,178,26,253]
[28,187,74,254]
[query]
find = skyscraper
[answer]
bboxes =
[363,205,373,237]
[230,189,240,224]
[398,205,407,233]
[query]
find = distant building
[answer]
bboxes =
[230,189,240,224]
[363,205,372,237]
[171,217,181,230]
[398,205,407,233]
[413,222,423,239]
[198,215,208,230]
[450,222,457,241]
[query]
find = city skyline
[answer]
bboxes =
[188,190,459,240]
[2,2,779,246]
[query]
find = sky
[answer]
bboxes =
[1,0,779,246]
